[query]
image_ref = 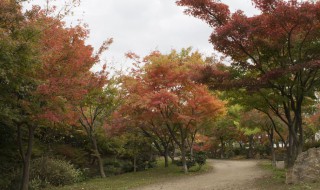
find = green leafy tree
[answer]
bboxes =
[77,80,121,178]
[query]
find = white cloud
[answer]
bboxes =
[24,0,259,72]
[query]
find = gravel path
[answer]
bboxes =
[137,159,268,190]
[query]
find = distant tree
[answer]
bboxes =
[77,79,121,178]
[122,49,224,173]
[210,105,240,159]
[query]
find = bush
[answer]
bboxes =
[274,148,287,161]
[30,157,83,187]
[174,152,196,169]
[54,144,88,166]
[194,151,207,168]
[232,147,246,156]
[104,157,157,175]
[303,141,320,151]
[174,159,196,169]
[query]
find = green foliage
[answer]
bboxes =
[0,123,20,190]
[174,153,196,169]
[257,160,320,189]
[104,159,133,175]
[47,159,212,190]
[29,157,83,187]
[194,151,207,169]
[29,176,46,190]
[303,141,320,151]
[53,144,88,167]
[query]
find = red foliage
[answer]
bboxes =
[193,134,212,152]
[120,50,225,145]
[177,0,320,91]
[25,10,107,125]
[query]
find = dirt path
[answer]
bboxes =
[137,159,268,190]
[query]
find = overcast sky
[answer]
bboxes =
[25,0,259,71]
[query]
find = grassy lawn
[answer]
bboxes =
[255,160,320,190]
[48,159,212,190]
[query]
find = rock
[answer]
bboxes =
[286,148,320,184]
[275,161,285,169]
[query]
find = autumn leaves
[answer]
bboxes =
[120,50,225,173]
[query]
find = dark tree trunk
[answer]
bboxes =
[169,141,176,163]
[164,147,169,167]
[247,135,254,159]
[296,108,303,155]
[220,137,225,159]
[169,148,175,164]
[181,143,188,173]
[269,128,276,167]
[286,125,298,168]
[92,135,106,178]
[190,146,194,159]
[133,155,137,172]
[20,126,35,190]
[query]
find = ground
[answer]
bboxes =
[137,159,268,190]
[52,159,320,190]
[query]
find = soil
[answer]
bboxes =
[137,159,269,190]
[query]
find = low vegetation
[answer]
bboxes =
[47,159,212,190]
[256,161,320,190]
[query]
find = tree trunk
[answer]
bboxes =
[247,135,254,159]
[181,144,188,173]
[169,149,175,164]
[220,137,225,159]
[164,147,169,168]
[133,155,137,172]
[286,120,302,169]
[269,128,276,167]
[91,135,106,178]
[169,143,176,163]
[170,155,175,164]
[20,126,35,190]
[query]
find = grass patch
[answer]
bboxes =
[256,161,320,190]
[48,159,212,190]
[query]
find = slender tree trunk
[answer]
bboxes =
[169,141,176,163]
[164,147,169,167]
[269,128,276,167]
[20,126,35,190]
[238,142,243,149]
[296,111,303,155]
[91,135,106,178]
[189,131,196,159]
[247,135,254,159]
[287,126,296,168]
[179,129,188,174]
[169,147,175,164]
[181,143,188,173]
[190,146,194,159]
[133,155,137,172]
[220,137,224,159]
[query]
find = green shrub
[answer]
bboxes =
[175,152,196,169]
[54,144,88,166]
[232,147,246,156]
[303,141,320,151]
[105,165,122,176]
[194,151,207,168]
[30,157,83,187]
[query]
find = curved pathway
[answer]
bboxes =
[137,159,268,190]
